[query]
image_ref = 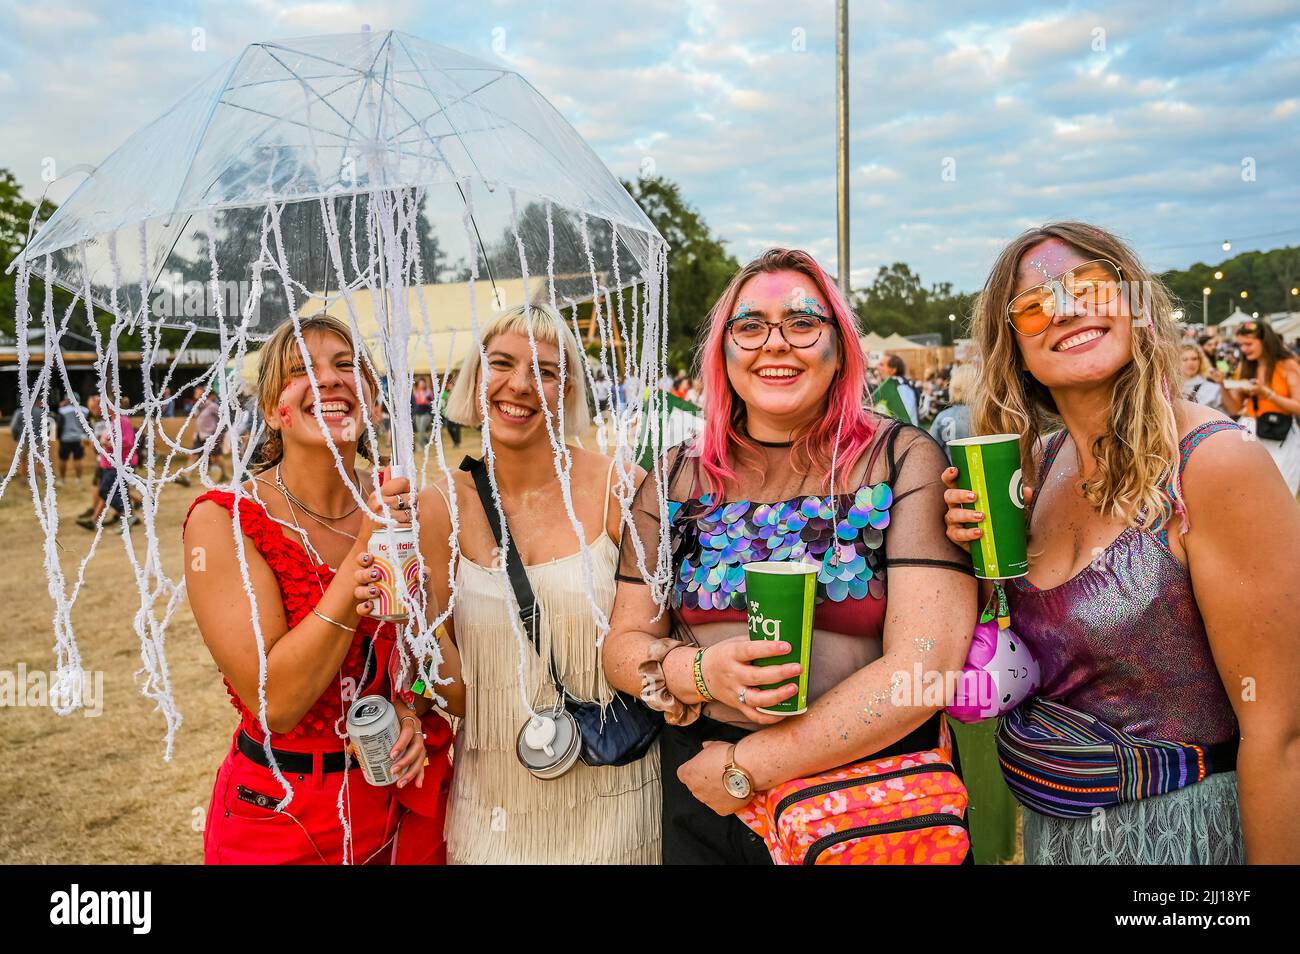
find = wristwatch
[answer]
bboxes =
[722,742,756,800]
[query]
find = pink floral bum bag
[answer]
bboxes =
[738,720,969,865]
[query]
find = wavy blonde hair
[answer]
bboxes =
[971,222,1181,530]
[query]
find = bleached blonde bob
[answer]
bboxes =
[446,302,592,438]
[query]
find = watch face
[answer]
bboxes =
[723,769,752,800]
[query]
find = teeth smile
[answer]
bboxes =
[1055,329,1105,352]
[315,402,351,416]
[756,368,801,378]
[497,402,535,418]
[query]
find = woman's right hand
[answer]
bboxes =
[698,637,803,726]
[940,466,1033,551]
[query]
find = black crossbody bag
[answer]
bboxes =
[1256,411,1294,442]
[460,456,661,767]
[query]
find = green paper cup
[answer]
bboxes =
[948,434,1029,579]
[742,561,816,715]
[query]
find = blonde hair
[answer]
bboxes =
[948,363,978,405]
[971,222,1181,530]
[446,302,591,437]
[1181,344,1211,378]
[254,313,379,471]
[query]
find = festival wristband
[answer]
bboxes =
[693,648,715,703]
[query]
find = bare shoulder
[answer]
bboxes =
[419,472,462,525]
[1174,399,1233,438]
[569,444,620,488]
[1179,416,1278,499]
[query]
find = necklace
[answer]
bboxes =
[276,465,361,521]
[275,466,360,541]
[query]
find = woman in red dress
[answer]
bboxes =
[183,313,452,864]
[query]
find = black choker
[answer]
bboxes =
[750,436,794,448]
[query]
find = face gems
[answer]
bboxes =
[277,405,292,428]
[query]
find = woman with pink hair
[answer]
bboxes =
[603,248,977,863]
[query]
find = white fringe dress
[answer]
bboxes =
[442,486,661,865]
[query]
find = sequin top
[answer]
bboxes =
[619,420,973,719]
[1007,421,1242,745]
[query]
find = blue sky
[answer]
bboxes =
[1,0,1297,292]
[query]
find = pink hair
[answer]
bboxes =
[694,248,877,496]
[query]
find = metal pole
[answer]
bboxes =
[836,0,850,299]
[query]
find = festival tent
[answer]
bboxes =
[859,332,890,353]
[1218,307,1254,331]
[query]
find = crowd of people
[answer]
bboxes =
[10,222,1299,866]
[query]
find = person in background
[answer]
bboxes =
[79,399,140,530]
[193,387,229,483]
[929,363,977,462]
[412,376,434,451]
[876,352,919,425]
[1214,319,1300,495]
[1198,333,1219,367]
[685,376,704,408]
[56,393,90,484]
[438,373,462,448]
[159,386,178,417]
[1180,344,1222,410]
[78,394,109,519]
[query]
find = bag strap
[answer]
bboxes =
[459,455,566,697]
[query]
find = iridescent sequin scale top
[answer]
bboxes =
[668,481,894,615]
[1007,421,1241,745]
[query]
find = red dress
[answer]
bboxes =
[185,490,452,865]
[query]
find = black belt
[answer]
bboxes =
[237,730,351,775]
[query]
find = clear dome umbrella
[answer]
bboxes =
[7,30,674,792]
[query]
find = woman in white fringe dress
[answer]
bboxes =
[413,303,660,864]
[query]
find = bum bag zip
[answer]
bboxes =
[772,762,955,826]
[803,813,969,865]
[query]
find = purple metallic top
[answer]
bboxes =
[1007,421,1241,746]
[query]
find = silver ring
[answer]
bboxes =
[738,687,747,706]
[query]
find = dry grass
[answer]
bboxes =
[0,478,229,864]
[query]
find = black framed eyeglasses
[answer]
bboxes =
[726,313,831,350]
[1005,258,1124,336]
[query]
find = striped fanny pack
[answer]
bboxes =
[996,696,1238,819]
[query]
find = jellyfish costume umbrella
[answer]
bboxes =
[7,31,676,807]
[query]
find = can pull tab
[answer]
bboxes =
[523,715,557,757]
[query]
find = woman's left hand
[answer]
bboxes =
[677,740,752,816]
[389,700,427,790]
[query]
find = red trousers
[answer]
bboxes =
[203,717,452,865]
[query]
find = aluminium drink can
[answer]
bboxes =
[346,694,401,786]
[367,524,421,621]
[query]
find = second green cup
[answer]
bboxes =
[948,434,1029,579]
[742,561,816,715]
